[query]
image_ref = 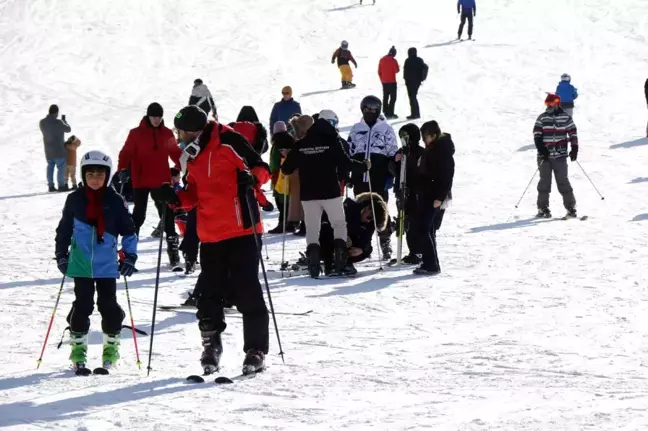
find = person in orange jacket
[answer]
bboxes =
[332,40,358,89]
[378,46,400,119]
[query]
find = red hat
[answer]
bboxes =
[545,93,561,107]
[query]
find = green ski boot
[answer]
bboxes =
[69,332,88,370]
[102,333,120,369]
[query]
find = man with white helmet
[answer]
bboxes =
[282,109,370,277]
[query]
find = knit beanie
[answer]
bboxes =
[273,121,287,134]
[147,102,164,117]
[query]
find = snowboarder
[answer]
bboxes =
[64,135,81,190]
[116,102,182,270]
[414,121,454,276]
[347,96,399,260]
[403,48,428,119]
[534,93,579,219]
[188,79,217,119]
[555,73,579,117]
[332,41,358,89]
[269,86,302,132]
[158,105,270,376]
[281,109,370,278]
[378,46,400,119]
[55,150,138,370]
[457,0,477,40]
[268,121,296,234]
[320,192,387,275]
[40,104,72,192]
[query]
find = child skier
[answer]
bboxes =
[55,150,138,371]
[64,135,81,189]
[170,167,188,236]
[555,73,578,117]
[332,40,358,89]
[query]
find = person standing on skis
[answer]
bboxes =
[347,96,399,260]
[55,150,138,371]
[534,93,579,219]
[378,46,400,119]
[188,79,217,119]
[457,0,476,40]
[157,105,269,376]
[332,41,358,89]
[555,73,578,117]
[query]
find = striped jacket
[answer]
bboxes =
[533,108,578,159]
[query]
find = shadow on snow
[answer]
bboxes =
[609,137,648,149]
[469,217,555,233]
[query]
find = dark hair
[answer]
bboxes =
[194,78,203,85]
[420,121,441,138]
[236,106,260,122]
[170,167,181,177]
[48,104,59,115]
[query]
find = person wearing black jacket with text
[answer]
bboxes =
[413,121,455,276]
[403,48,428,120]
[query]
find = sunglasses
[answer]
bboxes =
[282,92,291,96]
[362,106,379,113]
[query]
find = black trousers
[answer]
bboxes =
[180,208,199,262]
[406,83,421,118]
[67,278,124,334]
[416,204,445,271]
[382,83,397,116]
[196,235,269,354]
[458,12,474,38]
[132,188,176,237]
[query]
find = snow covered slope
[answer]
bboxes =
[2,0,648,429]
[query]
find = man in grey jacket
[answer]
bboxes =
[39,105,71,192]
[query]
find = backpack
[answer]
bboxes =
[421,62,429,82]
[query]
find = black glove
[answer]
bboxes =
[237,170,256,189]
[155,183,180,205]
[56,255,68,275]
[538,147,550,161]
[569,146,578,162]
[118,170,130,182]
[119,253,137,277]
[262,202,274,212]
[62,115,67,122]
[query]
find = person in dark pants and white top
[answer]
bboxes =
[189,79,217,119]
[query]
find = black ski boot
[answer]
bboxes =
[333,238,348,274]
[242,349,266,375]
[199,329,223,375]
[48,184,57,193]
[401,254,421,265]
[536,207,552,218]
[565,207,577,218]
[167,235,181,270]
[380,238,393,261]
[183,292,198,307]
[306,243,321,278]
[184,258,196,275]
[413,265,441,276]
[341,262,358,276]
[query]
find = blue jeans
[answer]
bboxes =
[47,158,66,186]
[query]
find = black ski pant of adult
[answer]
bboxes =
[132,188,176,238]
[196,235,269,354]
[416,204,445,271]
[382,83,397,117]
[67,278,124,334]
[458,12,474,38]
[406,83,421,118]
[180,208,199,262]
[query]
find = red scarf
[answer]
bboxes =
[85,187,105,243]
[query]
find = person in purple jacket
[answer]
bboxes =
[457,0,476,40]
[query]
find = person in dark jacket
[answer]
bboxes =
[457,0,477,40]
[55,150,138,370]
[403,48,427,119]
[116,102,182,268]
[188,79,217,119]
[389,123,426,265]
[269,86,302,132]
[282,110,370,277]
[319,192,388,275]
[233,105,269,155]
[414,121,455,275]
[268,121,296,234]
[332,41,358,89]
[40,104,72,192]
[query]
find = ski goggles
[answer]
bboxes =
[324,118,339,128]
[183,140,201,159]
[362,103,381,113]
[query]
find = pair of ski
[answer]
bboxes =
[158,304,313,317]
[75,366,110,376]
[537,214,589,221]
[186,369,262,385]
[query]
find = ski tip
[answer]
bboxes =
[93,367,110,375]
[214,376,235,384]
[186,375,206,383]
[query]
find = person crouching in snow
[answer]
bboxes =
[320,192,388,276]
[268,121,296,234]
[332,40,358,89]
[55,151,138,371]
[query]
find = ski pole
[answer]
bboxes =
[514,161,542,209]
[366,171,384,271]
[37,275,66,369]
[123,277,142,369]
[244,191,285,364]
[396,149,408,265]
[147,204,166,376]
[280,182,290,277]
[576,161,605,200]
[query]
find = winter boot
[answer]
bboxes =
[151,220,163,238]
[294,221,306,237]
[380,238,393,261]
[167,235,181,269]
[58,184,70,192]
[341,262,358,276]
[401,254,422,265]
[183,292,198,307]
[71,183,78,190]
[333,238,348,274]
[48,184,57,193]
[536,207,552,218]
[306,243,321,278]
[102,333,120,369]
[565,207,577,218]
[199,329,223,375]
[242,349,266,375]
[69,331,88,369]
[184,258,197,275]
[413,265,441,276]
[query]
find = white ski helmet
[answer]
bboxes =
[341,40,349,49]
[319,109,339,127]
[80,150,113,186]
[561,73,571,82]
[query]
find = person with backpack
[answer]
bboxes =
[188,79,217,119]
[403,48,428,120]
[378,46,400,119]
[457,0,477,40]
[555,73,579,117]
[332,40,358,89]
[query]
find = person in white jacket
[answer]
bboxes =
[188,79,217,119]
[347,95,399,259]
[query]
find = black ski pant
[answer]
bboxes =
[67,278,124,334]
[416,204,445,271]
[537,156,576,210]
[180,208,199,262]
[382,83,397,117]
[132,188,176,238]
[406,83,421,118]
[196,235,269,354]
[458,11,474,38]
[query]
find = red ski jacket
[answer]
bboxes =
[378,55,400,84]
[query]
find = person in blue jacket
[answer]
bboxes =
[457,0,476,40]
[269,86,302,132]
[55,150,138,371]
[556,73,578,117]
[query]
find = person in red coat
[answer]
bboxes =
[378,46,400,119]
[157,105,269,376]
[117,102,182,268]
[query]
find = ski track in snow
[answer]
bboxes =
[2,0,648,429]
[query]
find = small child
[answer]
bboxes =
[555,73,578,117]
[55,150,138,371]
[64,135,81,189]
[170,167,188,236]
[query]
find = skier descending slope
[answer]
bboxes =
[332,41,358,89]
[347,96,399,260]
[457,0,477,40]
[555,73,579,117]
[157,106,269,376]
[55,151,138,372]
[534,93,579,219]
